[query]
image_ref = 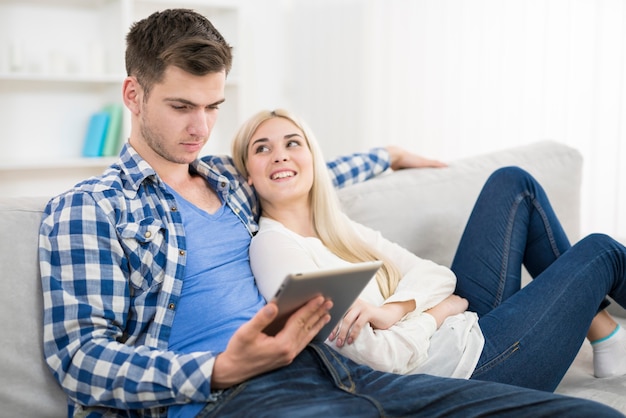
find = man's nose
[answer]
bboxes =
[188,111,212,137]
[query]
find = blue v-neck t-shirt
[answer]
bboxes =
[166,186,266,418]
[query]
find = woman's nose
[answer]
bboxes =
[273,149,288,162]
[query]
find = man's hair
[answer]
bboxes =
[125,8,233,96]
[232,109,403,299]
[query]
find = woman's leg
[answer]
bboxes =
[588,310,619,341]
[588,310,626,378]
[471,233,626,391]
[451,166,624,387]
[451,166,571,314]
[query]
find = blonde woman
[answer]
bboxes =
[232,108,626,392]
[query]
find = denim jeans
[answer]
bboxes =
[196,343,620,418]
[452,166,626,391]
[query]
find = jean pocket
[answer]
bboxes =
[472,340,520,377]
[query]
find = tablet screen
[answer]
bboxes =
[262,260,383,341]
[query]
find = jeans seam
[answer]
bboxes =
[308,344,388,417]
[309,344,356,392]
[531,196,562,259]
[497,193,527,308]
[472,341,521,377]
[196,383,248,418]
[497,190,562,310]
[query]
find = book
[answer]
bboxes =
[101,103,124,157]
[81,111,110,157]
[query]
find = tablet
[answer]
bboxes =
[262,260,383,341]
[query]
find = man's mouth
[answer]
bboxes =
[181,141,204,151]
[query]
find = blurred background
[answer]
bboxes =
[1,0,625,239]
[244,0,626,240]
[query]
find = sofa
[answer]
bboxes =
[1,140,624,417]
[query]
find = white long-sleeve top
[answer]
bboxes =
[250,216,484,378]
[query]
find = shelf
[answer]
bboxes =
[0,0,110,7]
[0,72,125,84]
[0,157,118,172]
[0,0,242,197]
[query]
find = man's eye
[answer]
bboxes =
[172,105,188,110]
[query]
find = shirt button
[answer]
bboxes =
[179,250,185,256]
[221,181,227,188]
[168,303,175,310]
[233,207,240,214]
[144,231,151,238]
[171,206,177,211]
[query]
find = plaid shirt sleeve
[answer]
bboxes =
[39,191,217,413]
[325,147,391,188]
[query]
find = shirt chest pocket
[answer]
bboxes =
[117,218,168,291]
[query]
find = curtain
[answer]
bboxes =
[289,0,626,238]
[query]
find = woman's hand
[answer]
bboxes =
[328,299,415,347]
[424,295,469,328]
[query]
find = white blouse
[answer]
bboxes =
[249,216,484,378]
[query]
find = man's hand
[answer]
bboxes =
[386,145,447,171]
[211,296,333,389]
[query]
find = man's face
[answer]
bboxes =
[135,66,226,167]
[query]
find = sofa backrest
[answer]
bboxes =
[337,140,583,268]
[337,140,625,321]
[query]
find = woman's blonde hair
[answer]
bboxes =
[232,109,402,298]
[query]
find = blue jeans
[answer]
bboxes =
[452,166,626,391]
[196,343,620,417]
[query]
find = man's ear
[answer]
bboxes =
[122,76,142,115]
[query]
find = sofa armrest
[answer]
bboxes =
[0,196,67,417]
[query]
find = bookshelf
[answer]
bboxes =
[0,0,242,197]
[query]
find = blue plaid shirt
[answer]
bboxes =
[39,143,390,418]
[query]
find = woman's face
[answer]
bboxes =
[245,117,314,208]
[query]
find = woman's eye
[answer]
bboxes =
[287,140,301,147]
[254,145,270,153]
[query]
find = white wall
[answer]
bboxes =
[4,1,619,235]
[237,1,293,118]
[239,0,626,238]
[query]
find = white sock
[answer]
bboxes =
[591,324,626,378]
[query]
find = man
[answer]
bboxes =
[39,8,624,418]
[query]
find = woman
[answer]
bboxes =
[231,109,626,392]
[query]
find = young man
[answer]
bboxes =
[39,8,624,418]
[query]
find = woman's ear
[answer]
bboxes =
[122,76,142,115]
[247,176,253,186]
